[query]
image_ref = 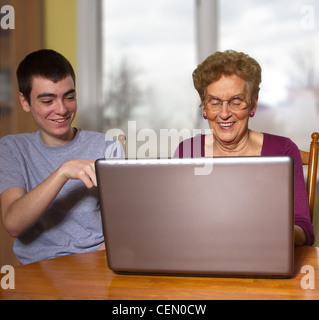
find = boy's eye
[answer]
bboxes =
[41,100,52,105]
[65,94,76,101]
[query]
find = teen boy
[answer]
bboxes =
[0,49,122,264]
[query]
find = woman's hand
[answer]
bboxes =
[294,225,306,246]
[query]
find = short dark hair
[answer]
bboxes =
[16,49,76,104]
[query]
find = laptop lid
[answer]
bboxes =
[95,156,294,278]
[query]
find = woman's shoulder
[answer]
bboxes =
[262,132,298,156]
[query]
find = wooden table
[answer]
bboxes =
[1,246,319,300]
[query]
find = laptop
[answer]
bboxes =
[95,156,294,278]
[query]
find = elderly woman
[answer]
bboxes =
[174,50,314,246]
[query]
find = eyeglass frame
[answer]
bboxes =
[201,94,251,112]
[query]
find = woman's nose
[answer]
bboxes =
[218,101,232,119]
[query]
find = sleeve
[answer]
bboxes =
[0,139,27,194]
[104,135,125,159]
[173,140,184,158]
[173,135,205,158]
[284,138,315,245]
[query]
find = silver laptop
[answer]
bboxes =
[95,156,294,278]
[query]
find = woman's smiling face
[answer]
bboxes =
[203,74,257,148]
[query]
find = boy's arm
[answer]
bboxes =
[1,159,97,238]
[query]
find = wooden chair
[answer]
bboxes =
[299,132,319,223]
[118,134,126,156]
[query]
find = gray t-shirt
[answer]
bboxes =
[0,129,121,264]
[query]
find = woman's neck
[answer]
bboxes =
[206,130,263,157]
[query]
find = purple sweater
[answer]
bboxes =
[174,133,315,245]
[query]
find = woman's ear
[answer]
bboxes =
[251,95,258,113]
[19,92,31,113]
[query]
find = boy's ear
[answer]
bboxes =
[19,92,31,112]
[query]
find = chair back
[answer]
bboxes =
[299,132,319,223]
[118,134,126,156]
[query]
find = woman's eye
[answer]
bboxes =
[208,99,221,105]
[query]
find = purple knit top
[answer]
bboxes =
[174,133,315,245]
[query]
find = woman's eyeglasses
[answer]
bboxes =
[203,95,249,112]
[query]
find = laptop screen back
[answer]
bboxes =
[96,156,294,277]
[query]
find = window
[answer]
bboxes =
[102,0,197,139]
[219,0,319,150]
[97,0,319,152]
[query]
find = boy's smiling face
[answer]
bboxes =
[19,75,77,146]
